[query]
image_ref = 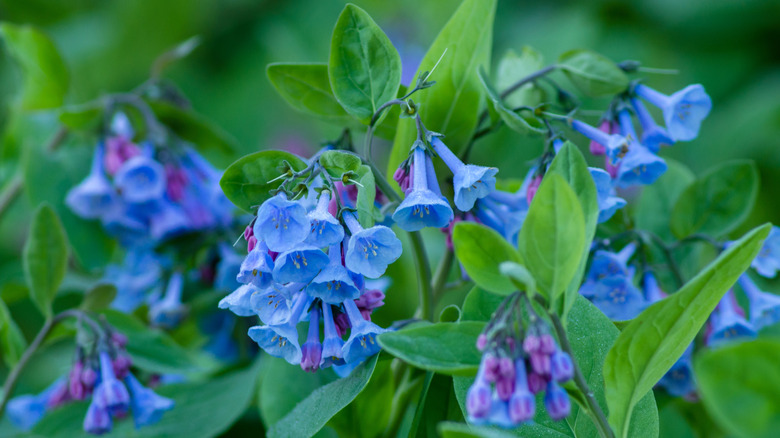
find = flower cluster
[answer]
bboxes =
[6,329,173,434]
[220,188,401,374]
[466,294,573,427]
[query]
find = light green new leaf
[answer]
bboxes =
[558,49,629,97]
[517,174,585,306]
[496,47,546,108]
[267,63,354,124]
[635,159,695,241]
[478,68,545,135]
[23,204,69,317]
[0,23,69,110]
[604,223,771,438]
[328,4,401,122]
[355,165,378,228]
[318,150,362,178]
[378,322,484,375]
[695,339,780,438]
[670,160,758,239]
[387,0,496,178]
[220,150,308,212]
[148,100,238,154]
[452,222,524,295]
[0,299,27,367]
[267,355,378,438]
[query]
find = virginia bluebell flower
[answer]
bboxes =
[634,84,712,142]
[272,246,329,284]
[750,226,780,278]
[248,292,312,364]
[392,145,453,231]
[93,351,130,416]
[148,271,186,328]
[341,299,387,363]
[656,344,697,398]
[83,397,112,435]
[124,374,174,428]
[585,242,637,282]
[615,109,668,188]
[430,136,498,211]
[215,243,244,292]
[507,358,535,424]
[738,274,780,331]
[589,167,626,223]
[305,191,344,248]
[320,302,346,368]
[300,307,323,372]
[106,248,164,312]
[218,284,257,317]
[249,284,294,325]
[343,212,402,278]
[466,356,494,420]
[146,199,191,242]
[707,290,756,347]
[237,243,275,288]
[306,244,360,304]
[570,119,628,164]
[254,193,310,252]
[584,276,647,320]
[114,151,167,204]
[631,98,674,152]
[66,143,116,219]
[6,379,68,431]
[544,381,571,421]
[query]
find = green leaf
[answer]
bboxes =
[378,321,483,376]
[635,159,695,241]
[695,339,780,438]
[58,102,103,131]
[496,47,546,108]
[258,355,336,426]
[439,304,462,323]
[147,100,238,154]
[558,49,629,97]
[670,160,759,239]
[461,287,504,322]
[23,203,69,317]
[452,222,524,295]
[220,150,308,212]
[355,165,378,228]
[267,63,354,124]
[328,4,401,122]
[478,68,545,135]
[438,422,518,438]
[604,223,771,438]
[267,354,378,438]
[0,23,69,110]
[498,261,536,294]
[79,283,117,312]
[517,173,585,307]
[0,299,27,368]
[387,0,496,178]
[318,150,362,178]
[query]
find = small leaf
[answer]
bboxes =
[23,203,69,317]
[695,339,780,438]
[478,68,545,135]
[670,160,758,238]
[498,261,535,294]
[439,304,462,323]
[267,354,378,438]
[319,150,362,178]
[267,63,354,124]
[220,150,308,213]
[496,47,546,108]
[0,23,69,110]
[148,100,238,154]
[517,174,585,307]
[355,165,378,228]
[635,159,695,241]
[558,49,629,97]
[452,222,524,295]
[328,4,401,122]
[604,224,771,438]
[0,299,27,367]
[80,283,117,312]
[378,322,484,376]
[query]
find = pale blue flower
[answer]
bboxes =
[114,155,166,203]
[708,290,756,347]
[589,167,626,223]
[237,243,275,288]
[272,246,329,284]
[750,226,780,278]
[218,284,257,317]
[124,373,174,428]
[93,351,130,416]
[392,145,453,231]
[615,109,667,188]
[66,143,116,219]
[254,193,310,252]
[306,245,360,304]
[83,397,112,435]
[248,292,311,364]
[320,303,345,368]
[148,271,186,328]
[631,97,674,152]
[657,344,697,397]
[6,379,66,431]
[586,276,647,321]
[571,119,628,164]
[634,83,712,142]
[431,136,498,211]
[343,212,402,278]
[305,191,344,248]
[739,274,780,331]
[341,299,387,363]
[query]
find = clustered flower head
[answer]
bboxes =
[220,180,402,374]
[7,327,173,434]
[467,293,574,427]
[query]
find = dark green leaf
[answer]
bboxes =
[635,159,695,241]
[258,355,336,426]
[378,321,483,376]
[478,68,545,135]
[220,150,308,213]
[23,203,69,317]
[604,224,771,438]
[670,160,759,238]
[695,339,780,438]
[0,299,26,367]
[148,100,238,154]
[318,150,362,178]
[453,222,524,295]
[328,4,401,122]
[517,174,585,307]
[267,354,378,438]
[460,287,504,322]
[0,23,69,110]
[558,49,629,97]
[267,63,354,123]
[79,283,117,312]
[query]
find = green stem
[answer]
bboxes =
[410,231,434,321]
[382,365,423,438]
[549,312,615,438]
[431,248,454,301]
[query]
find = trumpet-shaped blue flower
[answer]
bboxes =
[634,83,712,142]
[124,374,174,428]
[83,397,112,435]
[306,245,360,304]
[148,271,186,328]
[631,98,674,152]
[305,191,344,248]
[93,352,130,416]
[585,243,637,282]
[750,226,780,278]
[738,274,780,331]
[657,344,697,397]
[643,271,667,303]
[248,292,311,364]
[615,109,668,188]
[343,212,402,278]
[147,199,191,242]
[215,243,244,292]
[431,136,498,211]
[589,167,626,223]
[341,299,387,363]
[237,243,275,288]
[100,201,148,247]
[466,356,493,420]
[254,194,310,252]
[508,359,535,424]
[106,248,164,312]
[474,196,526,244]
[571,119,628,164]
[250,283,295,325]
[114,155,166,203]
[218,284,258,317]
[544,381,570,421]
[300,308,323,372]
[6,379,67,430]
[584,276,647,321]
[66,144,116,219]
[392,145,453,231]
[320,303,346,368]
[272,246,329,284]
[708,290,756,347]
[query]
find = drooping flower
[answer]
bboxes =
[146,199,191,242]
[272,246,329,284]
[343,212,402,278]
[124,374,174,428]
[738,274,780,331]
[237,243,275,288]
[750,226,780,278]
[570,119,628,164]
[254,193,310,252]
[341,299,387,364]
[93,351,130,416]
[466,356,494,420]
[584,242,637,282]
[218,284,258,317]
[430,136,498,211]
[634,83,712,142]
[305,191,345,248]
[83,397,112,435]
[631,97,674,152]
[588,120,611,156]
[248,292,312,364]
[6,379,68,431]
[544,381,571,421]
[615,109,668,188]
[114,152,167,204]
[214,243,244,292]
[306,244,360,304]
[148,271,187,329]
[656,344,697,398]
[392,144,453,231]
[106,248,164,313]
[589,167,626,223]
[583,276,647,321]
[300,308,323,372]
[507,358,535,424]
[320,302,346,368]
[66,143,116,219]
[707,290,756,347]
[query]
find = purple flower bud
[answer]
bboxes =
[476,334,488,351]
[498,357,515,379]
[550,351,574,382]
[81,367,98,388]
[523,335,540,354]
[112,355,132,380]
[527,372,548,394]
[526,175,543,203]
[530,352,551,375]
[483,354,501,383]
[495,375,515,401]
[539,334,556,354]
[466,366,492,419]
[111,332,128,349]
[300,309,323,373]
[544,381,571,421]
[69,361,87,400]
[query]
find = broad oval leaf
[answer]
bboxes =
[23,203,69,317]
[461,287,504,322]
[670,160,758,239]
[517,174,585,306]
[220,150,307,213]
[558,49,629,97]
[319,150,362,178]
[79,283,117,312]
[695,339,780,438]
[328,4,401,122]
[267,63,354,123]
[635,159,695,241]
[496,47,546,109]
[453,222,524,295]
[604,223,771,438]
[378,322,484,376]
